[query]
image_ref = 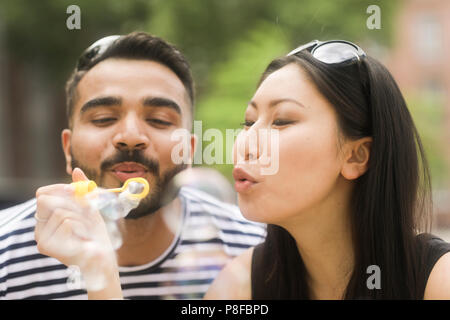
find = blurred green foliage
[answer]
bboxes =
[407,94,449,188]
[0,0,398,86]
[193,22,290,178]
[3,0,446,186]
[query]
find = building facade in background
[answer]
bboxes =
[386,0,450,228]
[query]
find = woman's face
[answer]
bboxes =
[233,63,346,225]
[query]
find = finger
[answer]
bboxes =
[37,218,88,263]
[35,207,90,245]
[36,184,74,198]
[72,168,89,182]
[36,194,82,221]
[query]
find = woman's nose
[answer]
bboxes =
[235,125,262,163]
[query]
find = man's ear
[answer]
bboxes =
[61,129,73,175]
[341,137,372,180]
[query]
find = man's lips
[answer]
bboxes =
[110,162,148,182]
[111,162,148,172]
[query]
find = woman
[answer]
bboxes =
[204,40,450,299]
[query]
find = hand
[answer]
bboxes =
[34,168,122,298]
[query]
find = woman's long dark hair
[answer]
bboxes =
[253,51,432,299]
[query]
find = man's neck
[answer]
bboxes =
[115,197,182,267]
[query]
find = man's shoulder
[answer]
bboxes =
[179,187,267,247]
[180,187,265,226]
[0,198,37,236]
[0,199,87,300]
[180,187,238,214]
[0,198,38,254]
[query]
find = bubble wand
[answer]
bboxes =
[70,177,150,249]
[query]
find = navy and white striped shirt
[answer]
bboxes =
[0,187,266,299]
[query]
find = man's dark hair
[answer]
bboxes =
[65,32,195,128]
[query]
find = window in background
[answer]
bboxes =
[414,14,442,64]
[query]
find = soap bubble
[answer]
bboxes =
[70,180,150,292]
[83,179,149,250]
[158,167,237,299]
[75,168,237,295]
[154,166,236,238]
[160,167,237,235]
[126,181,144,194]
[164,167,237,205]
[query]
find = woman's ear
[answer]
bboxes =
[61,129,73,175]
[341,137,372,180]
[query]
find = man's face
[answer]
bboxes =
[62,58,195,219]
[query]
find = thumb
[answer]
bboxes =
[72,167,89,182]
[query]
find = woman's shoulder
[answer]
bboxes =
[416,233,450,299]
[203,247,254,300]
[424,251,450,299]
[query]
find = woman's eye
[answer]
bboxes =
[91,118,116,126]
[146,118,172,127]
[272,119,294,126]
[240,120,254,127]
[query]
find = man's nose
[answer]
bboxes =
[112,114,150,151]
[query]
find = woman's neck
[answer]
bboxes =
[280,177,355,299]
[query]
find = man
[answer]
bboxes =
[0,32,266,299]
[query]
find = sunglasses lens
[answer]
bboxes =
[76,35,121,70]
[287,40,319,56]
[313,42,360,64]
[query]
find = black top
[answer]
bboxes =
[414,233,450,297]
[251,233,450,299]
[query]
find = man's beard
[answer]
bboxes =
[71,149,187,219]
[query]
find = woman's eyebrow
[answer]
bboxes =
[248,98,306,109]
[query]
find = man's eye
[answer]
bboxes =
[91,118,116,125]
[147,119,172,127]
[240,120,254,127]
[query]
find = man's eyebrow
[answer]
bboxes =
[142,97,182,115]
[80,96,122,114]
[249,98,306,109]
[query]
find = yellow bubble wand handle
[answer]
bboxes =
[108,177,150,200]
[71,180,98,197]
[71,177,149,200]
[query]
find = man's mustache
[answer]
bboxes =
[100,150,160,175]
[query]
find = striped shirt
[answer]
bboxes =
[0,187,266,299]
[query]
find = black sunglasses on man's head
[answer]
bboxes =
[76,35,121,71]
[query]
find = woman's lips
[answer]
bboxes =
[234,180,257,193]
[111,162,148,183]
[232,167,258,193]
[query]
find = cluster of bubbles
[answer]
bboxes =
[159,168,238,299]
[85,181,145,250]
[70,181,144,291]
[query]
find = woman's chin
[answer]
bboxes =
[237,199,266,223]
